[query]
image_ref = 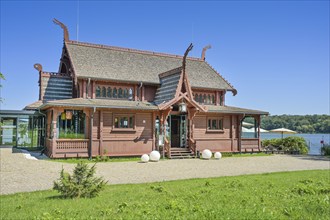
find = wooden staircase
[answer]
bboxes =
[170,148,195,159]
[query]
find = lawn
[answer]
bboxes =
[1,170,329,219]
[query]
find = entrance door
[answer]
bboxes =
[170,115,187,148]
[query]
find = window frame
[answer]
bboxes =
[206,117,224,132]
[95,85,134,100]
[57,110,86,139]
[112,113,136,131]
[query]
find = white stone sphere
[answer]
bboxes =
[149,150,161,162]
[214,152,222,159]
[141,154,149,163]
[202,149,212,159]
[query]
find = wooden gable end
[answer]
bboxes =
[157,44,207,112]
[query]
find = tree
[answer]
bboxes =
[53,162,107,199]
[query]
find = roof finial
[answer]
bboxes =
[182,43,193,73]
[201,44,211,61]
[34,63,43,72]
[53,18,70,42]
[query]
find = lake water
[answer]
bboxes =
[260,133,330,155]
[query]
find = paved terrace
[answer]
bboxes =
[0,148,329,195]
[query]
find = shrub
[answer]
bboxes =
[321,144,330,156]
[53,162,107,198]
[281,136,308,154]
[262,136,308,154]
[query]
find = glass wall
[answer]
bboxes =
[0,111,45,148]
[0,118,17,146]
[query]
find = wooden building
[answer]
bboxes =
[25,19,268,158]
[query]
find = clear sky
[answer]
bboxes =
[1,1,329,115]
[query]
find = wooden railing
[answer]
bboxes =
[241,138,259,149]
[56,139,89,150]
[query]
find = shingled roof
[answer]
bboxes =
[39,98,158,111]
[207,105,269,115]
[65,41,236,92]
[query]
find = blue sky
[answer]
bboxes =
[0,1,329,115]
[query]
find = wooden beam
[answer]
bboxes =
[52,109,58,156]
[257,115,261,150]
[82,80,86,98]
[134,84,138,101]
[99,110,103,155]
[141,86,145,101]
[231,115,234,151]
[215,91,220,106]
[92,81,96,99]
[152,112,155,151]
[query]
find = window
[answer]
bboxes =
[96,86,101,97]
[107,87,112,98]
[58,110,85,139]
[114,114,135,129]
[113,88,118,98]
[207,117,223,131]
[95,85,133,100]
[118,88,123,98]
[128,88,133,100]
[102,87,106,97]
[199,94,203,103]
[212,95,215,104]
[194,94,198,102]
[123,88,128,98]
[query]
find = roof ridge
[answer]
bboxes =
[203,61,237,95]
[67,40,203,62]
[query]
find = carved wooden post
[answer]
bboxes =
[134,85,138,101]
[222,91,226,106]
[141,86,145,101]
[99,110,103,155]
[52,109,58,157]
[82,80,86,98]
[231,115,234,152]
[152,112,155,151]
[238,115,243,153]
[92,81,96,99]
[187,107,198,154]
[215,91,219,106]
[257,115,261,150]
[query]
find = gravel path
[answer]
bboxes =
[1,148,329,195]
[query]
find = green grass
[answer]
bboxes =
[1,170,329,219]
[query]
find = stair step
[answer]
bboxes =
[170,152,193,155]
[170,155,196,159]
[171,148,190,151]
